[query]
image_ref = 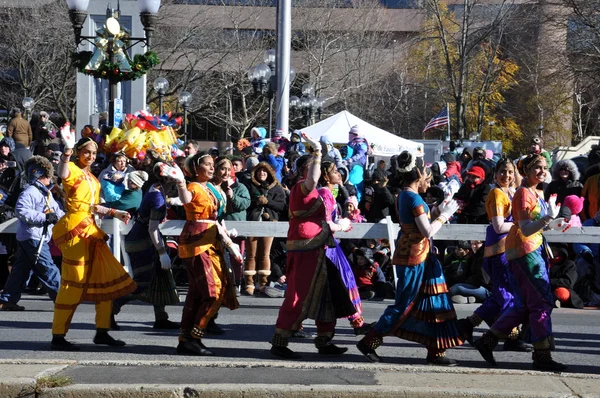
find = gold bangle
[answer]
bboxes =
[435,216,447,224]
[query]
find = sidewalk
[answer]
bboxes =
[2,359,600,398]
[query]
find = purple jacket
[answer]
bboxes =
[15,182,64,242]
[347,137,369,168]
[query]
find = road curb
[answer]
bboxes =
[37,383,577,398]
[1,377,36,398]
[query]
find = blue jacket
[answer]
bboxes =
[574,217,600,259]
[15,181,64,242]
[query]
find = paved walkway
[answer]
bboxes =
[2,359,600,398]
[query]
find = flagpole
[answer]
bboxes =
[446,102,451,141]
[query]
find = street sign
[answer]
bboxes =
[113,98,123,127]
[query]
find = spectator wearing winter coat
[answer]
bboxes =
[529,135,553,169]
[454,166,491,224]
[98,153,136,202]
[6,108,32,148]
[350,247,392,300]
[11,142,33,173]
[104,171,148,216]
[236,155,258,192]
[442,153,462,183]
[448,240,491,303]
[244,162,287,295]
[258,142,285,182]
[320,136,344,169]
[343,125,369,201]
[573,210,600,284]
[285,130,306,156]
[443,240,472,289]
[365,169,396,223]
[545,159,583,204]
[549,244,584,309]
[250,126,268,154]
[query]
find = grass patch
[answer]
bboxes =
[36,375,73,390]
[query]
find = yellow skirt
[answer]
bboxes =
[53,213,136,302]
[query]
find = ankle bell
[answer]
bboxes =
[190,326,205,339]
[271,333,289,348]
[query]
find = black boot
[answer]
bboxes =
[456,318,474,345]
[51,335,80,352]
[356,329,383,363]
[473,331,498,366]
[353,322,376,336]
[206,318,225,335]
[270,333,301,359]
[176,339,215,356]
[426,350,458,367]
[315,336,347,356]
[153,319,181,330]
[532,349,568,372]
[94,329,126,347]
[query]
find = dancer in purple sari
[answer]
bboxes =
[457,158,530,352]
[318,161,372,335]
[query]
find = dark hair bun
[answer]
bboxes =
[396,151,415,173]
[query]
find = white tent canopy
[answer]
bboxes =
[300,110,423,156]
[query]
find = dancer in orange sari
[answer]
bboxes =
[51,130,136,351]
[158,152,240,356]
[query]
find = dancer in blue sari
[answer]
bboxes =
[357,151,463,365]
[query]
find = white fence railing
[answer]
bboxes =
[1,217,599,264]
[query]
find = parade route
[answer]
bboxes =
[1,293,600,397]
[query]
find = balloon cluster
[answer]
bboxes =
[83,111,185,161]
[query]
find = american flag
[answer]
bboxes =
[422,107,449,133]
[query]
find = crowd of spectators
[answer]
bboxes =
[0,110,600,316]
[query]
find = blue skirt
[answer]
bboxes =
[373,254,463,350]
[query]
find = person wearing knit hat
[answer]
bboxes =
[112,163,181,331]
[454,165,491,224]
[529,135,553,169]
[0,156,64,311]
[285,130,306,155]
[344,195,366,223]
[104,170,148,216]
[466,165,486,181]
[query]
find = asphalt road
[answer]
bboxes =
[1,292,599,376]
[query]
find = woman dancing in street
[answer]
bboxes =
[270,135,355,359]
[318,160,372,335]
[51,130,136,351]
[458,158,530,352]
[160,152,240,356]
[357,150,463,365]
[112,162,180,330]
[472,154,569,371]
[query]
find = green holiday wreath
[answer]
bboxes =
[72,51,160,83]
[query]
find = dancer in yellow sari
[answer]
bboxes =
[51,132,136,351]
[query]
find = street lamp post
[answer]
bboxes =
[154,77,169,115]
[178,91,192,139]
[247,49,296,138]
[66,0,161,127]
[537,124,544,138]
[290,83,324,126]
[488,121,495,141]
[22,97,35,121]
